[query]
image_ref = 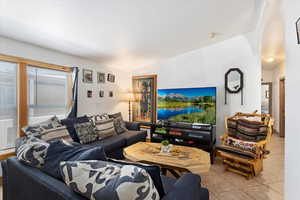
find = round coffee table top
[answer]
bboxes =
[123,142,211,174]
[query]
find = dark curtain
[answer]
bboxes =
[67,67,79,118]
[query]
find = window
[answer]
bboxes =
[0,61,17,151]
[27,66,70,124]
[0,54,72,156]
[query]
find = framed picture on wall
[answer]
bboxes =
[99,90,104,98]
[296,17,300,44]
[87,90,93,98]
[107,73,115,83]
[97,72,105,83]
[109,91,113,97]
[132,75,157,123]
[83,69,93,83]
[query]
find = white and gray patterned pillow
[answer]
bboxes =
[94,113,110,121]
[16,136,49,168]
[113,116,128,134]
[94,119,117,139]
[22,116,61,137]
[60,160,159,200]
[74,122,98,144]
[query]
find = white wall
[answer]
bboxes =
[133,35,262,140]
[262,68,273,82]
[283,0,300,199]
[0,36,131,120]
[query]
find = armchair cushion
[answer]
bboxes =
[216,145,257,159]
[225,136,257,154]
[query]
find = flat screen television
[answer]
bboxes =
[157,87,216,125]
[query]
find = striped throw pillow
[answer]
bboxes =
[94,119,117,139]
[39,126,72,142]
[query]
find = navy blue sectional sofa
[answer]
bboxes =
[1,121,209,200]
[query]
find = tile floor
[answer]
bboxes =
[0,134,284,200]
[202,134,284,200]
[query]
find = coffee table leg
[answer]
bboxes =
[167,169,181,178]
[161,168,167,175]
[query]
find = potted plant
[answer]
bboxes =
[161,140,172,153]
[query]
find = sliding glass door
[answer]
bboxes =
[0,61,17,151]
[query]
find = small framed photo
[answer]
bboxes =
[109,91,113,97]
[97,72,105,83]
[107,73,115,83]
[87,90,93,98]
[99,90,104,98]
[296,17,300,44]
[83,69,93,83]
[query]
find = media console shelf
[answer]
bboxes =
[150,121,216,164]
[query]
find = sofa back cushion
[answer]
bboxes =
[225,136,257,154]
[74,122,98,144]
[60,160,159,200]
[43,140,107,179]
[94,118,117,139]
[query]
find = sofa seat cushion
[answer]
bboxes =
[84,136,126,153]
[119,130,147,146]
[161,175,176,193]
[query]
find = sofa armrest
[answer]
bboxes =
[162,174,209,200]
[125,121,141,131]
[4,157,85,200]
[1,161,8,200]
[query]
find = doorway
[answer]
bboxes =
[261,82,272,116]
[279,78,285,137]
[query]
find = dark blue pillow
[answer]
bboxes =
[61,116,90,142]
[107,158,165,197]
[43,140,107,179]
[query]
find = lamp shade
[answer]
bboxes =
[122,89,136,102]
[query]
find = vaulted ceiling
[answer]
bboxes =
[0,0,262,70]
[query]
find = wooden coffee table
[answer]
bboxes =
[123,142,211,177]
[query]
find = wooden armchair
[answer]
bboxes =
[216,112,274,179]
